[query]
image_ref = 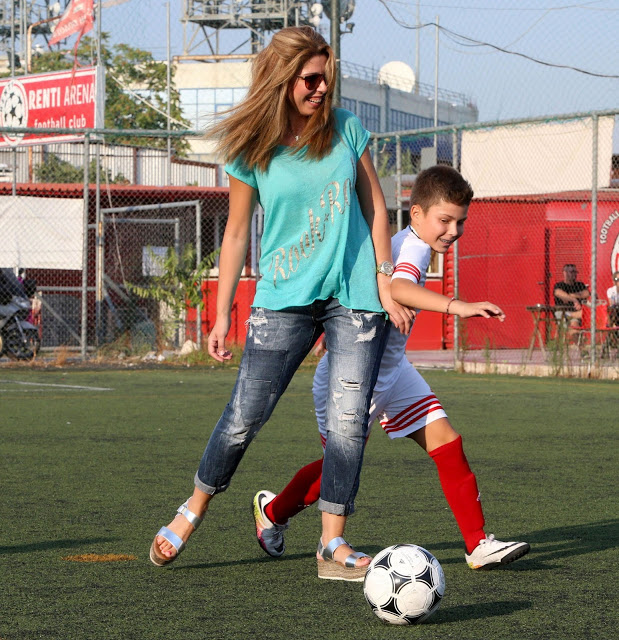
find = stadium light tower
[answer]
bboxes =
[180,1,355,59]
[0,1,69,75]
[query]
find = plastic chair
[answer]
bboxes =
[575,303,618,358]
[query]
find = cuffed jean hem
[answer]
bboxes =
[193,472,224,496]
[317,498,355,517]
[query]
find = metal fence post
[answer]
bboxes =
[95,141,103,345]
[81,134,90,359]
[452,128,460,364]
[590,114,599,369]
[196,200,202,350]
[372,137,378,172]
[395,135,402,231]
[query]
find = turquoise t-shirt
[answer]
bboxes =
[225,108,383,313]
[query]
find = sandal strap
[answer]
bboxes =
[177,500,202,530]
[156,526,185,554]
[318,536,370,567]
[319,536,346,560]
[343,550,369,568]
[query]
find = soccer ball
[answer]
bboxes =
[363,544,445,625]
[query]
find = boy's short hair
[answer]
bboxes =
[410,165,474,211]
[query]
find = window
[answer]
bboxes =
[341,97,357,113]
[389,109,448,132]
[179,87,248,129]
[357,101,381,133]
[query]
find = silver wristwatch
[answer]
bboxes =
[376,261,394,276]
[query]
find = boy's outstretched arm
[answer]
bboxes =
[391,278,505,321]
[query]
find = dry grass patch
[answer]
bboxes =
[62,553,137,562]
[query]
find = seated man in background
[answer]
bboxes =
[553,263,590,338]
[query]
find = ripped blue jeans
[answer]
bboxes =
[195,298,387,516]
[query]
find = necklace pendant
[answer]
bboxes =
[295,135,299,141]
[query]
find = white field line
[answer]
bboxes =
[0,380,113,391]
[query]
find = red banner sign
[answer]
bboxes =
[0,66,104,147]
[49,0,95,47]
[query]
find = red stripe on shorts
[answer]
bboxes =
[381,394,444,434]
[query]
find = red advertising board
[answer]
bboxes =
[0,66,104,147]
[597,203,619,283]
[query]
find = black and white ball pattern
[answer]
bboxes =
[0,80,28,144]
[363,544,445,625]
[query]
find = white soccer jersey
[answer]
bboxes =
[375,226,431,392]
[314,227,447,443]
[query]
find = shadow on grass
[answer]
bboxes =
[520,518,619,566]
[173,551,316,571]
[0,537,118,555]
[429,600,533,624]
[163,519,618,573]
[426,519,618,569]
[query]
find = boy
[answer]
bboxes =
[252,166,530,575]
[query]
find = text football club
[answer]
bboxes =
[0,66,104,147]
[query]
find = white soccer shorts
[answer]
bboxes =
[313,354,447,447]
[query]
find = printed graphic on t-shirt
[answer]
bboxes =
[268,177,352,287]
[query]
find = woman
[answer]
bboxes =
[150,26,410,580]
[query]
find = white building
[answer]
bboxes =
[175,58,478,163]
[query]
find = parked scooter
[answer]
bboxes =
[0,268,41,360]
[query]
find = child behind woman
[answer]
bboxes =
[253,166,530,575]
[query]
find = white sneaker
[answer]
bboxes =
[465,534,530,570]
[252,490,289,558]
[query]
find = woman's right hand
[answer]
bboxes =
[208,315,233,362]
[207,176,256,363]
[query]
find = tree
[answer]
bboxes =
[126,244,220,346]
[28,35,190,155]
[34,152,128,184]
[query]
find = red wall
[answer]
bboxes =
[405,279,449,350]
[187,277,256,345]
[189,194,619,352]
[457,193,619,349]
[191,277,448,350]
[458,200,548,348]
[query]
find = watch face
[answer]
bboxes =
[379,261,394,276]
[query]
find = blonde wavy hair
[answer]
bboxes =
[208,26,336,172]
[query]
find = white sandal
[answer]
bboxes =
[149,500,203,567]
[316,536,370,582]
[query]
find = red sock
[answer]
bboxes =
[265,458,324,525]
[429,435,486,554]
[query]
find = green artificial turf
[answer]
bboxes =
[0,368,616,639]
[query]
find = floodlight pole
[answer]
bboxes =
[414,0,420,94]
[434,16,439,149]
[330,0,341,107]
[166,2,172,186]
[96,0,102,62]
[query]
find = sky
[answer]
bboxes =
[95,1,618,145]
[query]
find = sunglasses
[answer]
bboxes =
[297,73,327,91]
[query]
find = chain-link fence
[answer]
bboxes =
[0,129,235,360]
[372,109,619,371]
[1,113,618,374]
